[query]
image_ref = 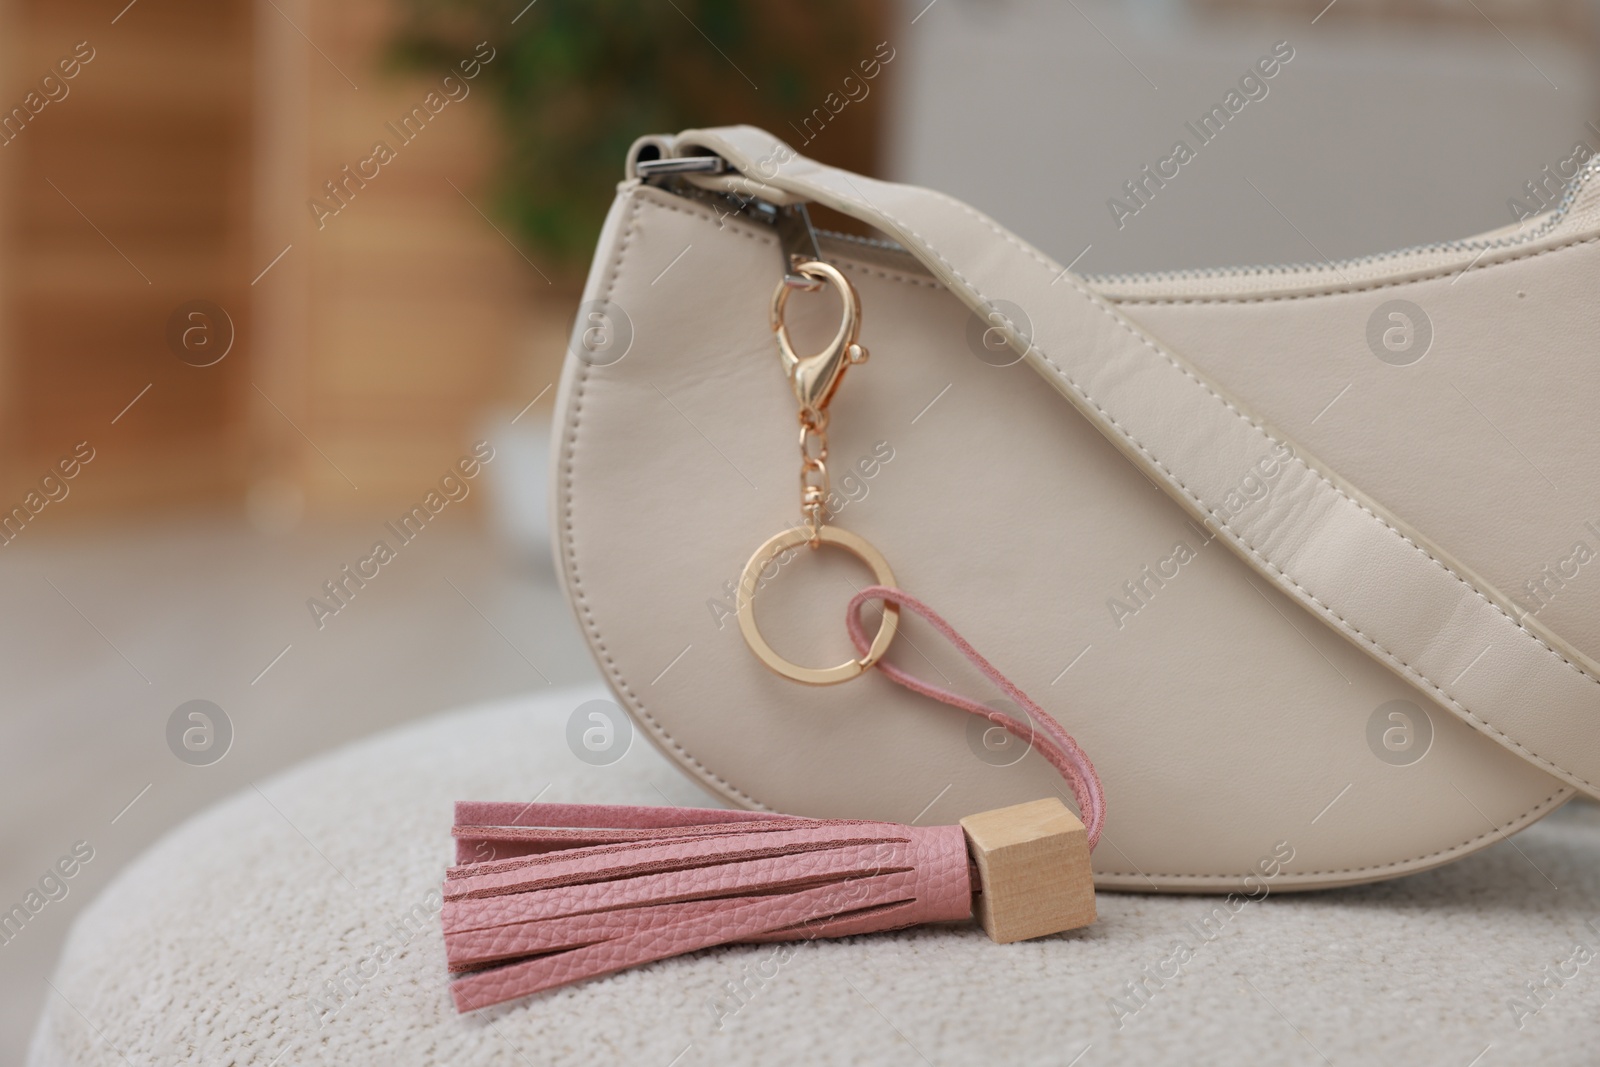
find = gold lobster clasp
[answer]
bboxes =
[770,260,868,424]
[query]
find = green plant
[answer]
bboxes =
[389,0,884,274]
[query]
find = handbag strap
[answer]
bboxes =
[667,124,1600,801]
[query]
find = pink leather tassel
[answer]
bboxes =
[442,802,973,1012]
[443,586,1107,1013]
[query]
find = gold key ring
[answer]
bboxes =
[736,258,898,685]
[736,525,899,685]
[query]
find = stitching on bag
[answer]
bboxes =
[1096,786,1570,882]
[561,192,769,810]
[831,261,945,290]
[876,186,1600,792]
[562,187,1577,878]
[1106,231,1600,304]
[627,188,777,247]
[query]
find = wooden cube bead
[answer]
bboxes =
[960,797,1095,943]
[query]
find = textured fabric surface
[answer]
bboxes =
[29,685,1600,1066]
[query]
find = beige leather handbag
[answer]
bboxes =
[552,125,1600,892]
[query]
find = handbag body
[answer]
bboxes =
[551,125,1600,891]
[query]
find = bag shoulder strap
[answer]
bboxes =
[672,124,1600,800]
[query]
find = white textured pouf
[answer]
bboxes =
[29,685,1600,1066]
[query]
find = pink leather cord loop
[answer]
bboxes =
[846,584,1106,849]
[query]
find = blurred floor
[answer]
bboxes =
[0,513,600,1060]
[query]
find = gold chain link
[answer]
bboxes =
[798,411,830,545]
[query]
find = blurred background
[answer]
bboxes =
[2,0,1598,1056]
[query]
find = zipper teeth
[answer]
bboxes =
[815,228,907,253]
[1083,158,1600,287]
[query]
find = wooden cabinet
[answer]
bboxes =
[0,0,255,514]
[0,0,554,522]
